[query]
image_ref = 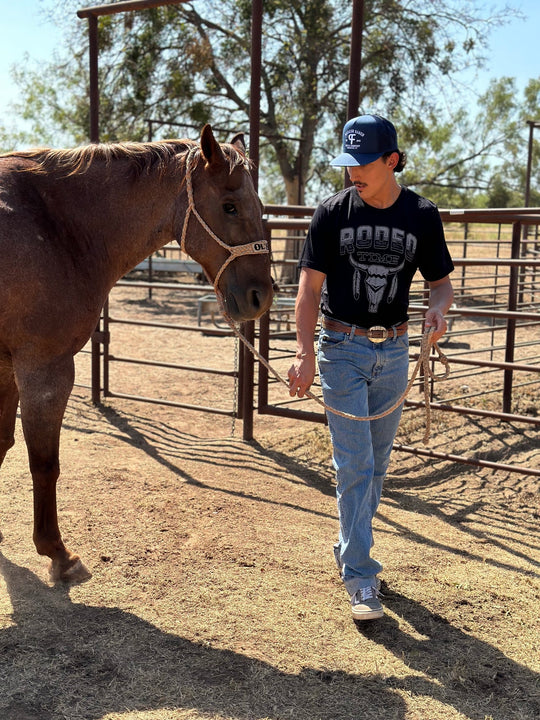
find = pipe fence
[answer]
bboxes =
[255,206,540,476]
[81,207,540,476]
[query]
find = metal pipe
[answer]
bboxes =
[263,205,540,221]
[108,354,237,377]
[241,0,264,441]
[347,0,364,119]
[524,120,540,208]
[344,0,364,189]
[108,315,233,336]
[404,401,540,426]
[249,0,263,188]
[393,444,540,477]
[86,12,100,402]
[88,14,99,142]
[503,221,522,411]
[106,391,236,416]
[77,0,185,19]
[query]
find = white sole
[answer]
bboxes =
[352,607,384,621]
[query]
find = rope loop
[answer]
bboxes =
[217,294,450,445]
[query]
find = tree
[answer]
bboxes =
[3,0,516,208]
[399,78,540,208]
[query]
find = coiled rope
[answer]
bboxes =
[218,297,450,444]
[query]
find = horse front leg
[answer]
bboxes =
[0,375,19,544]
[0,375,19,467]
[17,355,91,583]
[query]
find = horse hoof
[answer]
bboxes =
[50,557,92,584]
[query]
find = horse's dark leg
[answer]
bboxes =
[0,376,19,467]
[16,355,91,583]
[0,376,19,543]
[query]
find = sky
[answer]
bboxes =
[0,0,539,135]
[0,0,63,108]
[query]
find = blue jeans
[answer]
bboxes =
[317,326,409,596]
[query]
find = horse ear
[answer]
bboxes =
[200,124,227,170]
[230,132,246,154]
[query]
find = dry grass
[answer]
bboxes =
[0,287,538,720]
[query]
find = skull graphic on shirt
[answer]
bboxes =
[349,256,405,313]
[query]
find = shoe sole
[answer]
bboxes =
[352,607,384,621]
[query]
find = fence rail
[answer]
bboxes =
[85,206,540,476]
[252,206,540,476]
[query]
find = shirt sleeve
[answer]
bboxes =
[298,203,331,274]
[417,203,454,282]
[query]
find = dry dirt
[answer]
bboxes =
[0,285,538,720]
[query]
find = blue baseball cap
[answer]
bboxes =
[330,114,398,167]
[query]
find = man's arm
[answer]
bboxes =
[287,267,326,397]
[425,275,454,343]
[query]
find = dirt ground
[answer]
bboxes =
[0,286,538,720]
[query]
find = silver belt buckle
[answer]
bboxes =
[367,325,388,343]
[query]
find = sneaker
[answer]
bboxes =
[351,585,384,620]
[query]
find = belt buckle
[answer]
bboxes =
[367,325,388,343]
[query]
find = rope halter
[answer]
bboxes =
[179,146,269,295]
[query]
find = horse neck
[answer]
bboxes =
[41,165,186,286]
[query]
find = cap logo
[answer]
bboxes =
[345,130,365,149]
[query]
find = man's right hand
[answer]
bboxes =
[287,354,316,398]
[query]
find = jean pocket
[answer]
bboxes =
[318,329,348,350]
[396,333,409,350]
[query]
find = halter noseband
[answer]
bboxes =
[179,146,269,293]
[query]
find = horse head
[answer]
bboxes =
[178,125,273,322]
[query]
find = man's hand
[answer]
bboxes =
[288,354,316,398]
[424,308,447,343]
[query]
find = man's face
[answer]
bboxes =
[347,154,397,206]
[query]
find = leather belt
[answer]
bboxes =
[322,317,408,343]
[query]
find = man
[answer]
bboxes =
[288,114,454,621]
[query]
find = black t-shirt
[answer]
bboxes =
[299,185,454,327]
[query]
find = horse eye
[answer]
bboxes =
[223,202,238,216]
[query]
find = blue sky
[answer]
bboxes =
[0,0,539,127]
[0,0,62,108]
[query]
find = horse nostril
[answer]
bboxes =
[251,288,262,310]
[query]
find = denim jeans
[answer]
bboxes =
[317,325,409,596]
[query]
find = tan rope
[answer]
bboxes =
[217,292,450,445]
[178,144,449,444]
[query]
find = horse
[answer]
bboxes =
[0,124,273,583]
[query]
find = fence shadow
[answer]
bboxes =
[1,552,537,720]
[356,587,540,719]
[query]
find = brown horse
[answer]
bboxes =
[0,124,273,582]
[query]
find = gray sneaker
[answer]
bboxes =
[351,585,384,620]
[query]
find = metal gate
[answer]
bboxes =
[82,207,540,476]
[254,206,540,476]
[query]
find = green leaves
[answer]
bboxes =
[2,1,537,208]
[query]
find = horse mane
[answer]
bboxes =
[2,138,251,178]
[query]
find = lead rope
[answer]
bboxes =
[180,143,449,444]
[216,292,450,445]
